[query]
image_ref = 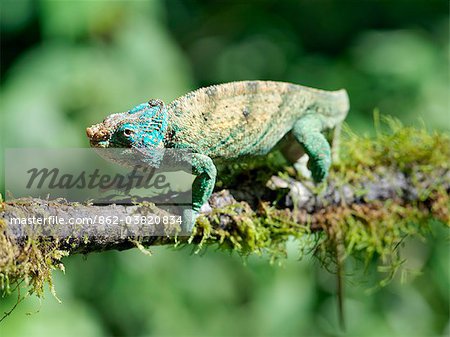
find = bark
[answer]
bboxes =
[1,167,448,254]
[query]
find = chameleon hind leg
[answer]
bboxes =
[291,114,331,182]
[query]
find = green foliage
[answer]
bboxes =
[1,1,449,336]
[338,115,450,173]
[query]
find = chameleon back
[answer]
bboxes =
[165,80,349,159]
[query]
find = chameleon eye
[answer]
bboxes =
[123,128,134,137]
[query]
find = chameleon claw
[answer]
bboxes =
[182,208,199,234]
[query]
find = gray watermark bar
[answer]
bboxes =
[5,148,194,236]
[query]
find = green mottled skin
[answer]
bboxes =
[87,80,349,229]
[166,81,348,157]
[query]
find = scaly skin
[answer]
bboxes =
[86,81,349,229]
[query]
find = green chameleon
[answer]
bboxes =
[86,80,349,226]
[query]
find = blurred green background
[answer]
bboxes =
[0,1,449,336]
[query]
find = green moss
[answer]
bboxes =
[0,217,68,306]
[190,202,306,261]
[191,118,449,282]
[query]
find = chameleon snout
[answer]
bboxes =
[86,124,111,145]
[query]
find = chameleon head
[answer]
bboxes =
[86,99,168,149]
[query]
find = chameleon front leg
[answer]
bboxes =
[180,153,217,232]
[191,153,217,212]
[291,114,331,183]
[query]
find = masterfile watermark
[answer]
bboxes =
[5,148,192,204]
[26,165,170,193]
[5,148,194,236]
[6,213,185,238]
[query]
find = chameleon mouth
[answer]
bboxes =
[86,124,111,148]
[89,140,110,148]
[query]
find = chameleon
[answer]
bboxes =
[86,80,349,228]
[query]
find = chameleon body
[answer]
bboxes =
[86,81,349,228]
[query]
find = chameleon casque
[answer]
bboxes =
[86,81,349,228]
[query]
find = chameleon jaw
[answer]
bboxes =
[89,140,110,148]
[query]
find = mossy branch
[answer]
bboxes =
[1,167,448,253]
[0,119,449,299]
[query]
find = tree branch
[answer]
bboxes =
[1,166,448,254]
